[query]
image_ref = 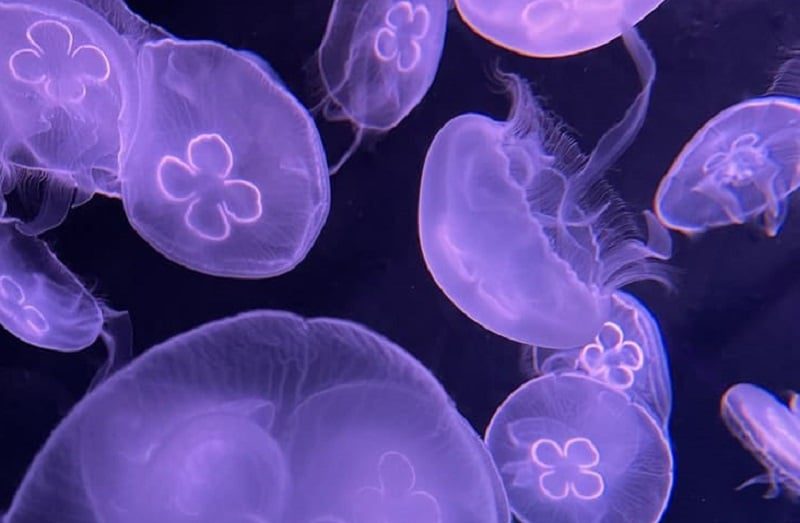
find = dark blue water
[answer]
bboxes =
[1,1,799,522]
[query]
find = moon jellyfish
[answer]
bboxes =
[655,56,800,237]
[418,27,670,349]
[486,373,673,523]
[0,0,139,234]
[721,383,800,498]
[533,292,672,427]
[454,0,666,57]
[3,310,509,523]
[316,0,448,172]
[121,39,330,278]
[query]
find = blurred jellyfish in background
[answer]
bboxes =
[533,292,672,428]
[655,56,800,237]
[316,0,449,173]
[418,26,671,349]
[485,373,673,523]
[721,383,800,498]
[454,0,667,57]
[3,310,510,523]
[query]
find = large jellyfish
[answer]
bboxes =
[3,310,510,523]
[454,0,667,57]
[654,56,800,237]
[485,373,673,523]
[418,26,670,349]
[0,0,139,234]
[533,292,672,428]
[120,39,330,278]
[721,383,800,498]
[316,0,448,172]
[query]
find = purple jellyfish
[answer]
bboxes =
[485,373,673,523]
[721,383,800,498]
[418,26,670,349]
[316,0,448,172]
[3,310,509,523]
[454,0,667,57]
[655,57,800,237]
[120,39,330,278]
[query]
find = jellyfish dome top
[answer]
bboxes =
[454,0,666,58]
[418,26,671,349]
[721,383,800,498]
[3,310,510,523]
[485,373,673,523]
[120,38,330,278]
[654,56,800,237]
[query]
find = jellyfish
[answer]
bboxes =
[418,26,671,349]
[721,383,800,498]
[3,310,510,523]
[533,292,672,427]
[485,373,673,523]
[654,56,800,237]
[454,0,666,57]
[316,0,449,172]
[0,0,140,234]
[120,39,330,278]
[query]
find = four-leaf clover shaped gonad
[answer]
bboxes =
[374,2,430,73]
[530,437,605,501]
[0,275,48,336]
[579,321,644,390]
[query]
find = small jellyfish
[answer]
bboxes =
[655,57,800,237]
[533,292,672,427]
[721,383,800,498]
[4,310,509,523]
[454,0,666,57]
[121,39,330,278]
[485,373,673,523]
[0,0,140,233]
[418,27,670,349]
[316,0,448,172]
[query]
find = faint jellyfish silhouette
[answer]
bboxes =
[454,0,667,57]
[485,373,673,523]
[533,292,672,427]
[721,383,800,498]
[316,0,448,173]
[4,310,509,523]
[655,56,800,237]
[121,39,330,278]
[418,27,671,349]
[0,0,139,234]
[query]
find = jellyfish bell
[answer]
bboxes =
[4,310,509,523]
[120,38,330,278]
[485,373,673,523]
[418,26,670,349]
[454,0,667,57]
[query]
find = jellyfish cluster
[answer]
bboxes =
[1,0,799,521]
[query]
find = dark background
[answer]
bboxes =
[2,1,800,521]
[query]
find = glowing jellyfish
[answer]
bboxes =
[485,373,673,523]
[418,27,670,349]
[721,383,800,498]
[454,0,666,57]
[655,57,800,237]
[533,292,672,427]
[121,39,330,278]
[0,0,139,233]
[316,0,448,172]
[4,310,509,523]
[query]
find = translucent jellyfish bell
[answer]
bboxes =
[721,383,800,498]
[0,0,139,233]
[485,373,673,523]
[454,0,666,57]
[418,27,671,348]
[4,310,509,523]
[533,292,672,427]
[121,39,330,278]
[655,57,800,237]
